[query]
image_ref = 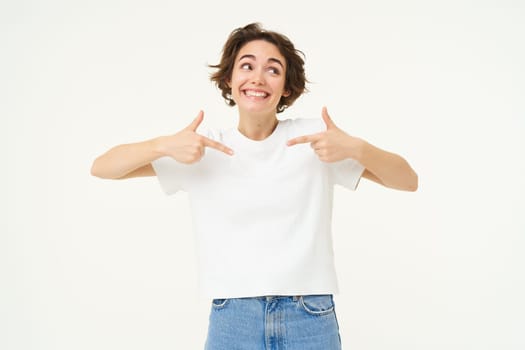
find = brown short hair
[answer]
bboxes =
[209,23,307,113]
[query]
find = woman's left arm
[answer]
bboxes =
[356,141,418,191]
[287,107,418,192]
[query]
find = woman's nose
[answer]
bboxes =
[250,69,265,85]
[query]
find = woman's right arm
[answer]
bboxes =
[90,138,162,179]
[90,111,233,180]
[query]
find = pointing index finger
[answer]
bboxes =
[202,136,234,155]
[286,133,322,146]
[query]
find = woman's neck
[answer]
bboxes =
[237,112,278,141]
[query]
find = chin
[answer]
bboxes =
[240,105,276,115]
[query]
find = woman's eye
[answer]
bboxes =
[241,63,251,70]
[268,67,280,75]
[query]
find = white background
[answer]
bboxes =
[2,0,524,349]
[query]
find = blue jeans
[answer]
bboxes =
[205,295,342,350]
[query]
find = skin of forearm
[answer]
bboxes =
[91,138,163,179]
[354,140,418,191]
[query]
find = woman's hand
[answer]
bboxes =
[287,107,418,191]
[286,107,363,162]
[91,111,233,179]
[156,111,234,164]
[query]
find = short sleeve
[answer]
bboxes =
[289,118,365,190]
[151,156,188,195]
[330,158,365,191]
[150,128,218,195]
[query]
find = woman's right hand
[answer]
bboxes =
[91,111,233,179]
[156,111,234,164]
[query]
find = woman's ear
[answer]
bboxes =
[283,90,291,97]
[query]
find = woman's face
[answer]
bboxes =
[229,40,289,117]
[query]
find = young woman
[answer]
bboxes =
[91,23,417,350]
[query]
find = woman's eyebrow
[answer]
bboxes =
[268,58,284,68]
[238,54,284,68]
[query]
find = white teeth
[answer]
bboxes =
[244,90,268,97]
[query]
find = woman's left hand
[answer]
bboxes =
[287,107,364,162]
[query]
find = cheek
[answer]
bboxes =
[275,80,288,95]
[229,73,243,89]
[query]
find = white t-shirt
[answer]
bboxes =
[152,118,364,299]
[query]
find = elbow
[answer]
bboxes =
[90,160,103,178]
[90,158,111,179]
[406,172,418,192]
[399,162,418,192]
[391,170,418,192]
[408,182,418,192]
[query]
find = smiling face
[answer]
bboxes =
[228,40,290,118]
